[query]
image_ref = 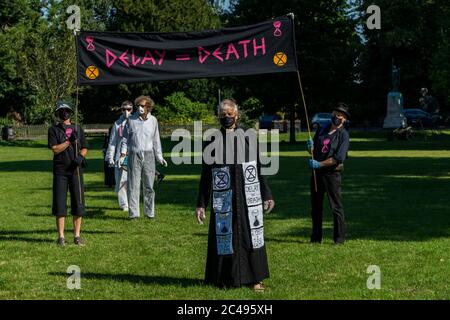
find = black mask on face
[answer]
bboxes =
[58,109,71,121]
[332,115,343,126]
[220,116,236,128]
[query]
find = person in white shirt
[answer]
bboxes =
[120,95,167,219]
[106,100,133,211]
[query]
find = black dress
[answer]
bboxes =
[197,127,273,287]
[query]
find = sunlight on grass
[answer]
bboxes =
[0,131,449,299]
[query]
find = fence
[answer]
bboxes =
[3,123,219,140]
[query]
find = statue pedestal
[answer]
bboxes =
[383,91,407,129]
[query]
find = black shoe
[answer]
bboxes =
[334,241,345,246]
[57,237,65,247]
[157,173,165,184]
[74,236,85,246]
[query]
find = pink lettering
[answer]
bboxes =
[225,43,240,60]
[212,45,224,62]
[198,47,211,64]
[105,49,117,68]
[119,50,130,67]
[253,37,266,56]
[238,40,251,58]
[154,50,166,66]
[131,49,141,66]
[141,50,156,65]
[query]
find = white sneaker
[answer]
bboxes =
[122,206,129,211]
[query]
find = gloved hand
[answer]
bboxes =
[308,159,321,169]
[160,158,168,167]
[118,155,126,167]
[73,154,85,167]
[69,130,78,143]
[108,158,115,168]
[306,138,314,152]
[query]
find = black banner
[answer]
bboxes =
[76,16,298,85]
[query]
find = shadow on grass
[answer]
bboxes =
[2,136,450,242]
[0,140,48,149]
[27,208,131,221]
[0,229,119,235]
[270,154,450,242]
[49,272,202,287]
[0,236,54,243]
[0,228,120,244]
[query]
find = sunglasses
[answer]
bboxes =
[136,104,147,108]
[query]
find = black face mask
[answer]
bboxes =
[332,115,342,126]
[58,110,71,121]
[220,116,236,128]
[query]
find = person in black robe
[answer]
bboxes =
[196,99,275,291]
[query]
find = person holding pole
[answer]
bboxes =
[307,103,350,245]
[48,101,88,247]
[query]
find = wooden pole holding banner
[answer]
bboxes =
[288,12,318,192]
[73,29,83,204]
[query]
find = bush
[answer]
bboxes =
[238,97,264,129]
[0,117,12,127]
[156,92,216,125]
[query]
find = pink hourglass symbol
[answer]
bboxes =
[273,21,282,37]
[86,36,95,51]
[321,138,331,154]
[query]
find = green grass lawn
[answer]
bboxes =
[0,131,449,300]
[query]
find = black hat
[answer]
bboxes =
[333,103,350,118]
[55,101,73,112]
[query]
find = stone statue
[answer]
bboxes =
[383,63,407,129]
[392,65,400,92]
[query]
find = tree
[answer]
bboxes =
[356,0,450,123]
[1,0,114,124]
[79,0,222,123]
[228,0,360,120]
[0,0,40,118]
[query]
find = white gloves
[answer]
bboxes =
[108,158,115,168]
[159,158,168,167]
[118,156,126,167]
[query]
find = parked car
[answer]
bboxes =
[311,113,332,130]
[259,115,279,129]
[311,113,350,130]
[403,108,434,127]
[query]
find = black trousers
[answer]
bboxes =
[310,171,345,243]
[52,173,86,216]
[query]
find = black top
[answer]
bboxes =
[313,124,349,171]
[48,123,87,175]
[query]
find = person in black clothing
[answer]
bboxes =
[196,99,275,291]
[48,101,88,247]
[307,103,350,245]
